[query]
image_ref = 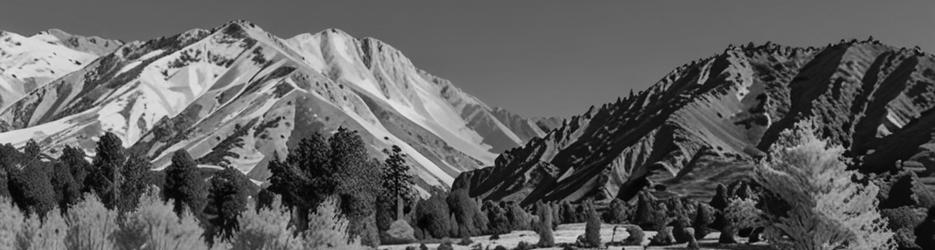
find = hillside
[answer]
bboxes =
[453,40,935,205]
[0,20,546,193]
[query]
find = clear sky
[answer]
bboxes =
[1,1,933,117]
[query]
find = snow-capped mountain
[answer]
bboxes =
[0,20,546,193]
[0,29,121,109]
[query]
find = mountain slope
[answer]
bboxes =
[0,21,546,193]
[0,29,120,108]
[454,40,935,205]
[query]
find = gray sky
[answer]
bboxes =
[1,1,933,117]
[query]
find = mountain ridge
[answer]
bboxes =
[0,20,548,194]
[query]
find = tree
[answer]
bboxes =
[382,145,414,221]
[204,166,250,242]
[117,153,150,213]
[229,196,301,250]
[330,128,383,246]
[23,140,41,160]
[447,188,487,237]
[692,203,716,240]
[18,208,67,249]
[267,132,331,230]
[415,190,450,239]
[632,191,655,228]
[755,121,895,249]
[535,201,554,247]
[584,200,601,247]
[88,132,125,209]
[916,206,935,249]
[0,196,25,249]
[162,150,206,217]
[8,160,56,216]
[59,145,91,194]
[49,162,81,212]
[304,196,361,249]
[710,184,729,210]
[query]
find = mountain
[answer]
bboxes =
[0,20,546,193]
[0,29,122,108]
[453,40,935,205]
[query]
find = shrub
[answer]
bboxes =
[881,206,926,249]
[117,189,209,250]
[648,226,675,246]
[18,208,67,250]
[724,198,763,230]
[692,203,716,239]
[514,241,534,250]
[304,196,361,249]
[535,201,554,247]
[483,201,510,234]
[437,240,454,250]
[0,196,24,249]
[583,200,601,247]
[229,197,301,250]
[447,188,487,237]
[65,195,118,250]
[621,224,644,245]
[671,216,692,243]
[603,198,629,224]
[755,121,895,249]
[458,235,473,246]
[415,190,450,239]
[505,202,532,231]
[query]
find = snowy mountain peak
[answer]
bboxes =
[0,20,547,193]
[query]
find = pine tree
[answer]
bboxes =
[330,128,383,246]
[49,162,80,211]
[59,146,90,194]
[204,166,250,242]
[8,160,56,216]
[162,150,206,217]
[117,153,149,213]
[89,132,125,209]
[267,132,332,230]
[710,184,729,210]
[382,145,414,221]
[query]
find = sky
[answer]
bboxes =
[1,1,933,117]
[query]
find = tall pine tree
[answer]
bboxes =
[382,145,413,220]
[204,166,249,243]
[89,132,125,209]
[162,150,206,216]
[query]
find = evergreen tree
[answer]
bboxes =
[693,203,716,239]
[24,140,41,159]
[117,153,150,213]
[88,132,125,209]
[267,132,331,229]
[8,160,56,216]
[204,166,250,242]
[330,128,383,246]
[710,183,729,210]
[162,150,206,216]
[633,191,655,228]
[49,162,80,211]
[382,145,414,220]
[59,146,90,194]
[603,198,629,224]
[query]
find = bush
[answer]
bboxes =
[621,224,644,245]
[447,188,487,237]
[648,226,675,246]
[65,195,118,250]
[229,197,300,250]
[458,235,473,246]
[304,197,361,249]
[603,198,629,224]
[881,206,926,249]
[915,206,935,249]
[505,202,532,231]
[482,201,510,234]
[437,240,454,250]
[583,200,601,247]
[692,203,716,239]
[0,196,25,249]
[116,189,209,250]
[755,121,895,249]
[514,241,534,250]
[18,208,67,250]
[415,190,450,239]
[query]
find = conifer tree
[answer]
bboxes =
[382,145,414,220]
